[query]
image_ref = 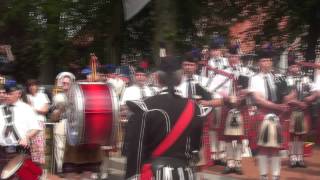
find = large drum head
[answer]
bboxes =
[1,155,24,179]
[66,82,119,146]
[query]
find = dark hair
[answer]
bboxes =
[157,70,182,88]
[26,79,39,87]
[26,79,39,94]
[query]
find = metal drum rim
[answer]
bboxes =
[1,155,24,179]
[107,82,120,147]
[66,82,85,146]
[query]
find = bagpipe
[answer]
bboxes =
[200,65,248,137]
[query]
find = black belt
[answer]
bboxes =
[0,146,28,154]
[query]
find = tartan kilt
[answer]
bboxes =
[30,121,45,164]
[248,111,263,151]
[241,106,251,139]
[248,109,290,151]
[281,118,290,150]
[200,113,213,167]
[211,107,229,141]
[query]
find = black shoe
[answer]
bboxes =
[289,161,297,168]
[214,160,225,166]
[234,167,243,175]
[297,161,307,168]
[272,175,280,180]
[220,160,226,166]
[260,175,268,180]
[222,167,233,174]
[251,149,258,156]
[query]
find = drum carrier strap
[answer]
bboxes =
[140,100,195,180]
[3,105,20,142]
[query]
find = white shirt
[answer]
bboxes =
[177,75,209,98]
[311,73,320,91]
[107,77,126,97]
[208,57,229,77]
[27,92,50,122]
[120,85,155,105]
[0,100,41,146]
[248,73,277,100]
[206,71,233,98]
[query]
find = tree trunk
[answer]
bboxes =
[39,2,61,84]
[152,0,178,64]
[305,7,320,62]
[106,0,124,64]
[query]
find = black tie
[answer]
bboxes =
[216,59,221,69]
[264,76,276,102]
[3,105,20,141]
[187,79,193,99]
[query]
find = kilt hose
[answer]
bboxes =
[248,108,290,152]
[210,107,229,162]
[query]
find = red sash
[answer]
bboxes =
[140,100,195,180]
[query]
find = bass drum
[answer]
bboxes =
[66,82,119,146]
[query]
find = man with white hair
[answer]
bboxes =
[50,72,75,174]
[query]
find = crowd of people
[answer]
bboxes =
[1,37,320,180]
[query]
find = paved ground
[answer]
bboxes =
[54,146,320,180]
[204,146,320,180]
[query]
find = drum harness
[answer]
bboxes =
[2,105,23,153]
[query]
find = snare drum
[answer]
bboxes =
[66,82,119,146]
[1,155,42,180]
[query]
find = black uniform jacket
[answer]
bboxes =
[125,89,206,179]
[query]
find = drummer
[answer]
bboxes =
[52,71,109,179]
[0,80,41,173]
[50,72,75,174]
